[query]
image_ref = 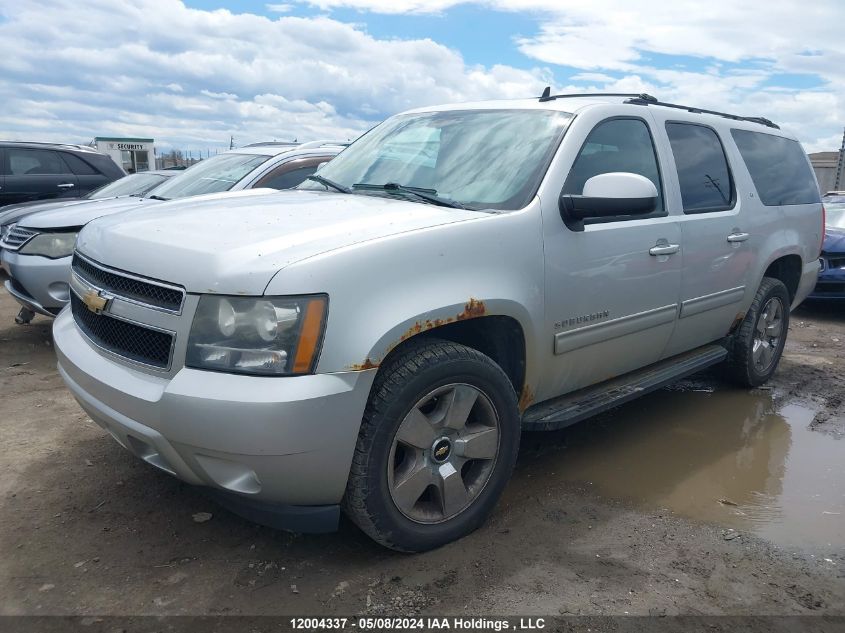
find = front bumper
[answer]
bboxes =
[53,308,377,531]
[806,256,845,300]
[1,249,71,315]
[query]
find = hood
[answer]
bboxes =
[822,225,845,254]
[19,187,279,231]
[0,197,92,227]
[77,189,484,294]
[19,196,153,230]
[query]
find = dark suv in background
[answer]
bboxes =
[0,142,125,207]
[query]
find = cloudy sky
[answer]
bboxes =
[0,0,842,153]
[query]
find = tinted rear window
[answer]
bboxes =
[666,123,734,213]
[731,130,820,206]
[61,152,99,175]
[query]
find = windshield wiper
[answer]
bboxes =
[352,183,466,209]
[147,195,170,201]
[306,174,351,194]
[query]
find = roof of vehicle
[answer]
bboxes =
[228,140,349,157]
[136,169,174,177]
[401,92,794,139]
[0,140,103,154]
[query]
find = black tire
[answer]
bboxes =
[343,338,520,552]
[725,277,790,387]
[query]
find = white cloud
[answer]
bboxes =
[0,0,548,149]
[0,0,841,154]
[291,0,845,151]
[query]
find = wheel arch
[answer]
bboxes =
[349,299,534,412]
[761,253,803,303]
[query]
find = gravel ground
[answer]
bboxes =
[0,290,843,616]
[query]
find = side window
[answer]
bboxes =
[731,129,820,206]
[7,149,69,175]
[255,161,323,190]
[666,123,734,213]
[563,118,664,213]
[60,153,99,176]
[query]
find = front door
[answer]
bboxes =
[540,115,682,399]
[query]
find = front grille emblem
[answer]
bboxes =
[82,289,109,314]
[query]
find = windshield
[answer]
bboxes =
[146,153,270,200]
[826,203,845,229]
[86,173,170,200]
[299,109,571,210]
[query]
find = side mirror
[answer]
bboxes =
[559,172,658,232]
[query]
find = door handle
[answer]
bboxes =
[727,232,749,243]
[649,243,680,256]
[57,183,75,189]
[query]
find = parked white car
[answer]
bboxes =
[53,93,822,551]
[1,142,345,322]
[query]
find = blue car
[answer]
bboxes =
[808,200,845,300]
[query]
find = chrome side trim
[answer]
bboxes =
[73,250,186,315]
[69,274,177,372]
[554,304,678,355]
[679,286,745,319]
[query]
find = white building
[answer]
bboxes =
[93,137,155,173]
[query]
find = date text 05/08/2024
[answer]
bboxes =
[290,617,547,630]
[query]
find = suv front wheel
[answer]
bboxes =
[343,339,520,552]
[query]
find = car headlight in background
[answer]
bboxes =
[186,295,328,376]
[18,231,79,258]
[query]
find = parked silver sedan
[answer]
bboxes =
[0,141,344,323]
[0,170,175,242]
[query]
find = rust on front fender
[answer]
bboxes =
[348,299,489,372]
[398,298,487,343]
[346,357,380,371]
[517,384,535,413]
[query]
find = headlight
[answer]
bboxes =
[18,232,78,258]
[186,295,328,376]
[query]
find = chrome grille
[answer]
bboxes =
[0,224,39,250]
[70,293,174,368]
[72,252,185,313]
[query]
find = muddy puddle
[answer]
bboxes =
[519,383,845,549]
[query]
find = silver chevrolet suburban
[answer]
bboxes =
[52,92,824,551]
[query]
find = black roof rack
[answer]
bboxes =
[538,87,658,103]
[535,87,779,129]
[624,95,779,129]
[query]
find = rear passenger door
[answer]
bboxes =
[4,148,79,204]
[59,152,110,196]
[657,120,755,357]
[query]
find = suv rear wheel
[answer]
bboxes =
[725,277,790,387]
[343,339,520,552]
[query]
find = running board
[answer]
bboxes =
[521,344,728,431]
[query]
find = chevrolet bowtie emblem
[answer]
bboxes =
[82,289,108,314]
